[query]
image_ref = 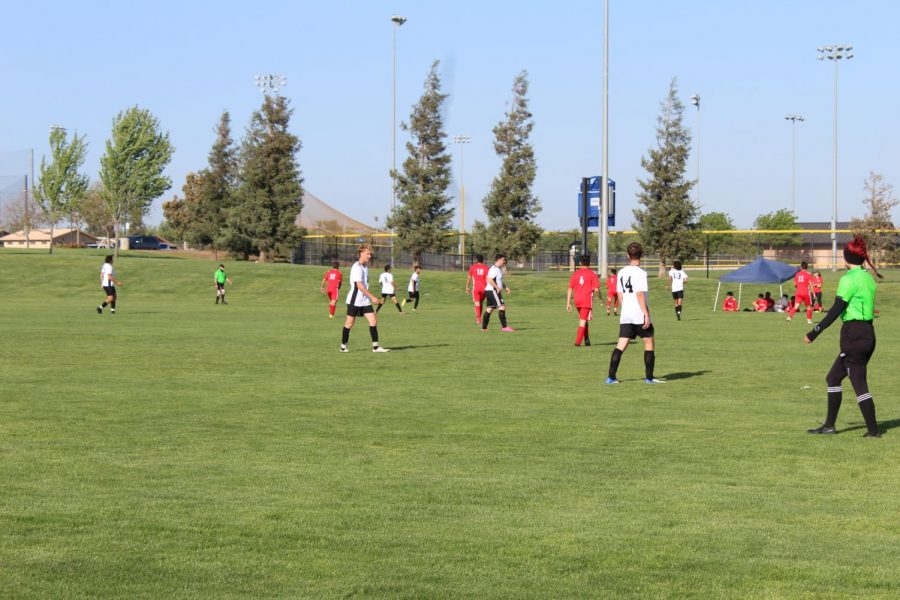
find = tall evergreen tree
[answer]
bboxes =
[386,60,454,263]
[850,171,899,264]
[35,127,89,253]
[633,78,700,275]
[227,96,304,262]
[188,112,238,259]
[99,106,174,254]
[472,71,542,260]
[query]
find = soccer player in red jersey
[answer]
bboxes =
[722,291,739,312]
[605,268,619,316]
[566,254,600,346]
[466,254,489,323]
[811,270,824,311]
[320,261,343,318]
[787,261,813,324]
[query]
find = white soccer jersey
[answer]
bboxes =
[379,272,395,294]
[408,272,419,293]
[100,263,114,287]
[617,264,650,325]
[346,262,371,307]
[487,265,504,290]
[669,268,688,292]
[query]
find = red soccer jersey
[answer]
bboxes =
[722,297,738,312]
[569,267,600,308]
[755,299,768,312]
[325,269,342,292]
[794,270,811,295]
[468,263,488,292]
[811,274,823,293]
[605,274,618,296]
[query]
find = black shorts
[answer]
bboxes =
[102,285,116,297]
[671,290,684,300]
[382,293,396,298]
[346,304,375,317]
[839,320,876,365]
[619,322,654,340]
[216,282,225,290]
[485,288,504,309]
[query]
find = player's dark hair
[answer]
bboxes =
[105,255,113,263]
[800,261,808,270]
[727,291,734,296]
[610,268,617,274]
[219,264,225,269]
[494,253,505,261]
[758,293,764,298]
[332,261,339,269]
[384,264,391,272]
[475,254,484,262]
[673,260,682,270]
[580,254,591,266]
[414,265,421,271]
[626,243,642,260]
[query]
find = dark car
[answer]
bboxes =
[128,235,160,250]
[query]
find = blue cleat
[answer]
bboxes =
[605,377,620,385]
[645,378,666,384]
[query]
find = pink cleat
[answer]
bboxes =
[501,327,515,332]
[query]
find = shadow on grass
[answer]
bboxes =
[661,370,710,381]
[841,417,900,434]
[387,344,450,351]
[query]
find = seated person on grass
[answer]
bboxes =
[722,291,739,312]
[754,294,769,312]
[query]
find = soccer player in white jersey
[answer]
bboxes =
[341,244,389,353]
[606,242,663,384]
[96,255,123,314]
[481,254,514,332]
[376,264,403,315]
[668,260,688,320]
[402,265,422,310]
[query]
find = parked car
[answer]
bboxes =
[128,236,160,250]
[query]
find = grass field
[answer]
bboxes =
[1,249,899,598]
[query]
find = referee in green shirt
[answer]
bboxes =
[804,236,883,438]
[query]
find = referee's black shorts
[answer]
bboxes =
[485,288,504,309]
[839,320,875,365]
[102,285,116,297]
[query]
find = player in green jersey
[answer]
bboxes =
[804,236,883,438]
[214,264,233,305]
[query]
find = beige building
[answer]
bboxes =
[0,228,98,248]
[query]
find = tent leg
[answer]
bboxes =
[714,282,721,311]
[738,284,742,310]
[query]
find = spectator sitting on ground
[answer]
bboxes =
[775,294,790,312]
[754,294,769,312]
[764,291,776,312]
[722,291,739,312]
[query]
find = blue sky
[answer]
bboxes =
[2,0,898,231]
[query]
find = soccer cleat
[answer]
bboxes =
[481,328,488,332]
[807,319,812,324]
[605,377,620,385]
[863,431,883,438]
[340,346,348,353]
[373,346,391,353]
[501,327,515,332]
[676,313,681,321]
[96,307,102,314]
[110,309,115,314]
[328,314,334,318]
[645,378,665,384]
[807,424,837,434]
[786,316,792,322]
[584,338,591,347]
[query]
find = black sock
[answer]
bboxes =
[341,327,350,345]
[414,294,420,309]
[369,326,379,344]
[644,350,655,379]
[499,311,508,327]
[101,301,108,308]
[482,311,491,329]
[609,348,623,379]
[825,390,842,427]
[396,302,403,312]
[858,397,879,435]
[376,303,382,312]
[110,300,116,309]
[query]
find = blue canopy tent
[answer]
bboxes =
[714,258,799,311]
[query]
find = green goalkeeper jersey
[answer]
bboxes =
[836,265,876,321]
[215,269,227,284]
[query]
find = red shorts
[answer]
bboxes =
[327,289,339,301]
[795,293,811,306]
[472,289,486,303]
[577,307,593,321]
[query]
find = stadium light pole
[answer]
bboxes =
[690,94,700,207]
[254,74,287,95]
[599,0,610,278]
[784,115,805,215]
[390,14,407,267]
[817,44,853,271]
[452,135,470,258]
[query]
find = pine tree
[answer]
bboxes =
[850,171,899,264]
[227,96,304,262]
[188,112,238,260]
[472,71,542,261]
[633,78,700,275]
[387,60,454,264]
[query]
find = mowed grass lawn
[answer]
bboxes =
[1,249,899,598]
